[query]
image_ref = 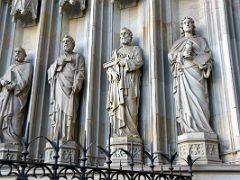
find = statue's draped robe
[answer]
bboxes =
[106,46,143,137]
[0,62,32,143]
[168,36,213,134]
[48,53,85,141]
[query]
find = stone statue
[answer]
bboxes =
[168,17,213,134]
[48,35,85,142]
[104,27,143,137]
[0,47,32,144]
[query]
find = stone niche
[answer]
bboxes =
[111,0,139,10]
[177,132,222,165]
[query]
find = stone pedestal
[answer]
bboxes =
[45,141,80,164]
[0,143,22,160]
[177,132,221,165]
[110,136,143,165]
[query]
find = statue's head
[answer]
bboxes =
[14,47,27,62]
[120,27,133,46]
[180,16,196,37]
[62,35,75,53]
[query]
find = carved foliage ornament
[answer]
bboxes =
[59,0,86,13]
[10,0,38,22]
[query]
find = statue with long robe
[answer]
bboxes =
[104,27,143,137]
[168,17,213,134]
[0,47,32,144]
[48,35,85,142]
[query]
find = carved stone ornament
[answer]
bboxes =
[0,143,22,160]
[59,0,87,15]
[10,0,39,22]
[177,132,221,164]
[45,141,80,164]
[110,136,143,165]
[111,0,139,9]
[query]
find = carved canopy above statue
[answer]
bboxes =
[10,0,38,22]
[59,0,86,14]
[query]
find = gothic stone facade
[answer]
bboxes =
[0,0,240,179]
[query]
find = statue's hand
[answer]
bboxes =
[114,60,119,66]
[51,119,56,126]
[112,71,120,82]
[0,80,9,86]
[184,55,192,59]
[5,82,16,91]
[119,59,126,67]
[72,84,78,93]
[199,63,208,70]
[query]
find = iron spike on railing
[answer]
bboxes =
[97,123,116,170]
[121,141,134,170]
[0,132,192,180]
[183,153,199,179]
[6,149,10,160]
[143,144,158,180]
[80,131,94,165]
[119,160,122,170]
[97,143,116,170]
[160,151,178,180]
[143,144,158,173]
[15,122,31,180]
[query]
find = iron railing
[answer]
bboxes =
[0,131,196,180]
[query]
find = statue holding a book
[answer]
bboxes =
[168,17,213,134]
[104,27,143,138]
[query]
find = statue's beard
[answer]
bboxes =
[64,46,73,52]
[120,38,131,45]
[15,57,24,62]
[184,28,193,34]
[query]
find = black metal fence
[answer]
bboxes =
[0,135,195,180]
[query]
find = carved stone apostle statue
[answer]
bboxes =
[104,27,143,138]
[48,35,85,142]
[168,17,213,134]
[0,47,32,144]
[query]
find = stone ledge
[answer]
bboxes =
[178,132,219,143]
